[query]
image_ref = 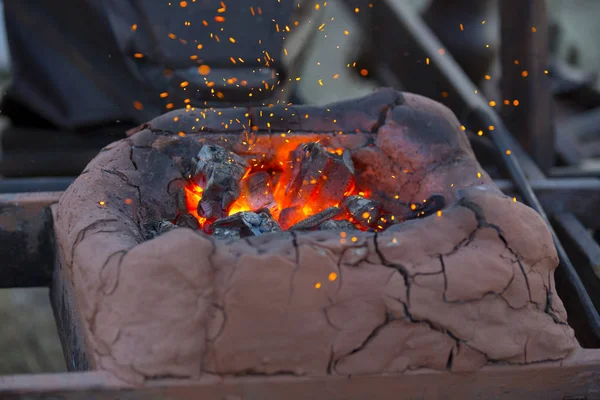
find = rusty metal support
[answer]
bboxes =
[499,0,554,172]
[0,192,59,288]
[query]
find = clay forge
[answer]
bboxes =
[54,88,577,384]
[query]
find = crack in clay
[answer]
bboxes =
[373,232,411,305]
[370,94,404,134]
[371,232,501,361]
[445,346,454,370]
[101,167,145,237]
[70,219,120,270]
[127,141,139,171]
[457,198,539,304]
[439,254,517,305]
[99,250,127,296]
[288,231,301,306]
[545,287,569,325]
[545,267,568,324]
[323,307,343,331]
[333,312,394,374]
[207,304,228,343]
[457,197,571,324]
[326,345,335,375]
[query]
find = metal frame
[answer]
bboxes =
[3,0,600,397]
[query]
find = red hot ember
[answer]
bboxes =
[182,141,442,238]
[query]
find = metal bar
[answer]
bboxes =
[495,178,600,229]
[555,127,585,166]
[350,0,600,341]
[553,213,600,346]
[2,349,600,399]
[0,192,60,288]
[499,0,554,172]
[550,165,600,178]
[557,106,600,143]
[0,177,75,194]
[554,213,600,280]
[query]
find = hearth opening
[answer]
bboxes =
[167,141,444,239]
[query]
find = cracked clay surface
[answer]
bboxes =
[54,89,577,384]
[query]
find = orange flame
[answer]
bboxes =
[183,182,207,227]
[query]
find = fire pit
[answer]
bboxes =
[53,89,577,384]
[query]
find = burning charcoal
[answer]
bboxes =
[176,213,201,230]
[242,171,277,212]
[279,206,304,230]
[289,206,342,231]
[211,210,281,238]
[318,219,358,231]
[281,143,355,213]
[177,187,188,213]
[192,144,250,220]
[342,195,383,229]
[193,144,249,178]
[404,194,445,220]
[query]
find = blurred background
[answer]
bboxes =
[2,0,600,374]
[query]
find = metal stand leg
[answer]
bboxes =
[499,0,555,172]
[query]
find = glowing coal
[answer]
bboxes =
[176,141,429,238]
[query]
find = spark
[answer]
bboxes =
[198,65,211,75]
